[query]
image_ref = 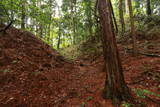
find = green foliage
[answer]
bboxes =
[1,0,160,49]
[122,101,132,107]
[132,88,146,98]
[143,15,160,27]
[136,15,160,30]
[132,88,160,98]
[134,14,160,40]
[59,36,101,60]
[0,0,98,49]
[59,44,81,60]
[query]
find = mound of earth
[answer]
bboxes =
[0,25,75,106]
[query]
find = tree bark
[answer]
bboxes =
[127,0,137,56]
[97,0,131,105]
[119,0,125,36]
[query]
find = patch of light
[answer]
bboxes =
[55,0,62,17]
[56,0,62,6]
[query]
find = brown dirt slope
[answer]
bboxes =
[0,25,76,106]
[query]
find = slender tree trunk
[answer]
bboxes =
[39,24,43,38]
[57,29,61,49]
[71,0,77,44]
[125,0,129,14]
[21,0,25,29]
[97,0,131,105]
[146,0,151,15]
[109,0,118,33]
[127,0,137,56]
[88,2,93,36]
[10,0,14,21]
[119,0,125,36]
[85,0,93,36]
[47,0,53,44]
[57,5,62,49]
[48,24,51,43]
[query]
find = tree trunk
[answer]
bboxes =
[85,0,93,36]
[127,0,137,56]
[39,24,43,38]
[146,0,151,15]
[21,0,25,29]
[97,0,131,105]
[10,0,14,21]
[57,5,62,49]
[109,0,118,33]
[57,29,61,49]
[125,0,129,14]
[71,0,77,44]
[119,0,125,36]
[47,0,53,44]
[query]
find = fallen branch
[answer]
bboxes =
[0,21,13,32]
[125,48,160,57]
[128,78,145,85]
[145,96,160,105]
[140,53,160,57]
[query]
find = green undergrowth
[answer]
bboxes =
[121,15,160,42]
[132,88,160,98]
[59,36,102,60]
[136,15,160,40]
[122,101,133,107]
[59,15,160,60]
[121,88,160,107]
[59,44,81,60]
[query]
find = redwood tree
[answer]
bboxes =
[97,0,131,105]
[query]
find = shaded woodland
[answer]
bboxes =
[0,0,160,106]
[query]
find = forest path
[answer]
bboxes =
[53,59,114,107]
[55,53,160,107]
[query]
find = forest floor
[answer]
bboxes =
[0,25,160,107]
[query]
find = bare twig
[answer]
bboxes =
[0,21,13,32]
[140,53,160,57]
